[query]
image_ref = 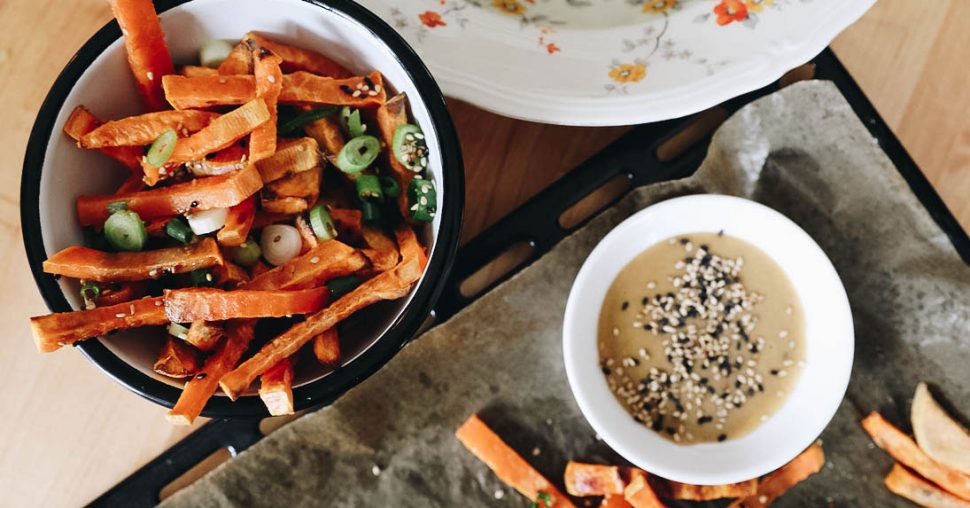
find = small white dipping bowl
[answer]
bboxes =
[563,194,853,485]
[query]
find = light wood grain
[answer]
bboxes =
[0,0,965,506]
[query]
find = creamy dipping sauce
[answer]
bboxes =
[598,232,805,444]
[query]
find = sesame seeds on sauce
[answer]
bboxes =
[600,233,805,444]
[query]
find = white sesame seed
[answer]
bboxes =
[759,495,768,503]
[267,75,276,84]
[146,71,154,81]
[494,489,504,499]
[205,273,213,282]
[778,330,789,338]
[129,304,136,315]
[115,313,126,318]
[310,257,320,264]
[531,447,540,456]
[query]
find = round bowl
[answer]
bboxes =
[563,194,852,484]
[21,0,463,417]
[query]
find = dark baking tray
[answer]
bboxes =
[88,48,970,507]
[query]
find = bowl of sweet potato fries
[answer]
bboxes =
[21,0,462,421]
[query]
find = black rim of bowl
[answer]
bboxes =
[20,0,463,418]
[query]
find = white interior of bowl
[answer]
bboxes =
[39,0,444,393]
[563,194,853,484]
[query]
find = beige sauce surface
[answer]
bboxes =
[598,233,805,444]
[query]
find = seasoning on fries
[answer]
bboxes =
[29,0,436,422]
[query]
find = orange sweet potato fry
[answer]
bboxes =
[248,42,283,162]
[211,261,250,288]
[167,319,256,425]
[217,196,256,247]
[331,208,363,240]
[862,412,970,500]
[564,462,625,497]
[261,196,308,215]
[162,73,385,110]
[43,237,224,282]
[395,224,428,273]
[29,296,167,352]
[154,336,202,378]
[456,415,576,508]
[304,117,345,156]
[77,163,263,226]
[624,469,665,508]
[376,94,414,219]
[244,240,366,291]
[255,137,320,183]
[168,99,270,162]
[94,281,148,306]
[259,357,295,416]
[185,143,249,177]
[79,110,218,148]
[109,0,175,111]
[727,443,825,508]
[361,227,399,273]
[885,463,970,508]
[185,320,223,352]
[180,65,218,77]
[312,328,340,366]
[164,287,329,322]
[295,215,319,253]
[602,496,634,508]
[115,173,146,194]
[264,166,321,201]
[64,106,143,170]
[219,253,422,399]
[655,477,758,501]
[217,42,252,75]
[245,32,352,78]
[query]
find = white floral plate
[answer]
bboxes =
[356,0,874,126]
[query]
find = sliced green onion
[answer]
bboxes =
[380,176,401,199]
[167,322,190,340]
[106,201,128,214]
[360,199,382,225]
[191,268,214,287]
[392,124,429,172]
[355,175,383,201]
[230,239,262,267]
[146,129,178,168]
[80,281,101,309]
[165,217,195,245]
[104,209,147,251]
[335,135,380,174]
[277,106,339,137]
[343,108,366,138]
[407,178,437,222]
[339,106,352,132]
[327,275,361,300]
[309,205,337,241]
[199,39,234,68]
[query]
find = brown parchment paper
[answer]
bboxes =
[161,81,970,508]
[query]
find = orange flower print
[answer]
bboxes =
[418,11,446,28]
[546,43,561,54]
[493,0,527,15]
[744,0,772,12]
[609,63,646,84]
[714,0,748,25]
[642,0,677,14]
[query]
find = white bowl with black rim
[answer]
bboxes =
[563,194,853,485]
[21,0,463,417]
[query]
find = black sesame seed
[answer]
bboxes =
[718,434,727,442]
[679,238,689,245]
[652,417,664,431]
[363,76,374,88]
[641,296,649,306]
[699,377,709,385]
[195,373,207,380]
[340,85,354,94]
[602,366,611,375]
[770,369,779,376]
[718,229,724,237]
[697,416,712,424]
[747,388,756,396]
[621,301,629,311]
[190,201,199,208]
[665,427,676,435]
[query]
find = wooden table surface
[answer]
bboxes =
[1,1,967,506]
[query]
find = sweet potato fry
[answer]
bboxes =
[312,328,340,366]
[162,73,385,110]
[376,94,414,219]
[94,281,148,306]
[885,463,970,508]
[655,477,758,501]
[180,65,218,77]
[154,336,201,378]
[219,254,421,399]
[727,443,825,508]
[395,223,429,273]
[211,261,250,288]
[64,106,142,170]
[261,196,308,215]
[167,319,256,425]
[109,0,175,111]
[185,320,223,352]
[624,470,665,508]
[244,32,352,78]
[456,415,575,508]
[264,166,321,200]
[564,462,625,497]
[217,196,256,247]
[295,215,319,253]
[79,110,218,148]
[248,42,283,162]
[77,163,263,226]
[115,173,145,194]
[164,287,329,322]
[245,240,366,291]
[169,99,270,162]
[304,117,345,156]
[862,412,970,500]
[362,227,399,273]
[30,296,167,352]
[602,496,634,508]
[43,237,223,282]
[331,208,363,240]
[259,357,295,416]
[218,42,252,75]
[254,137,320,183]
[185,143,249,177]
